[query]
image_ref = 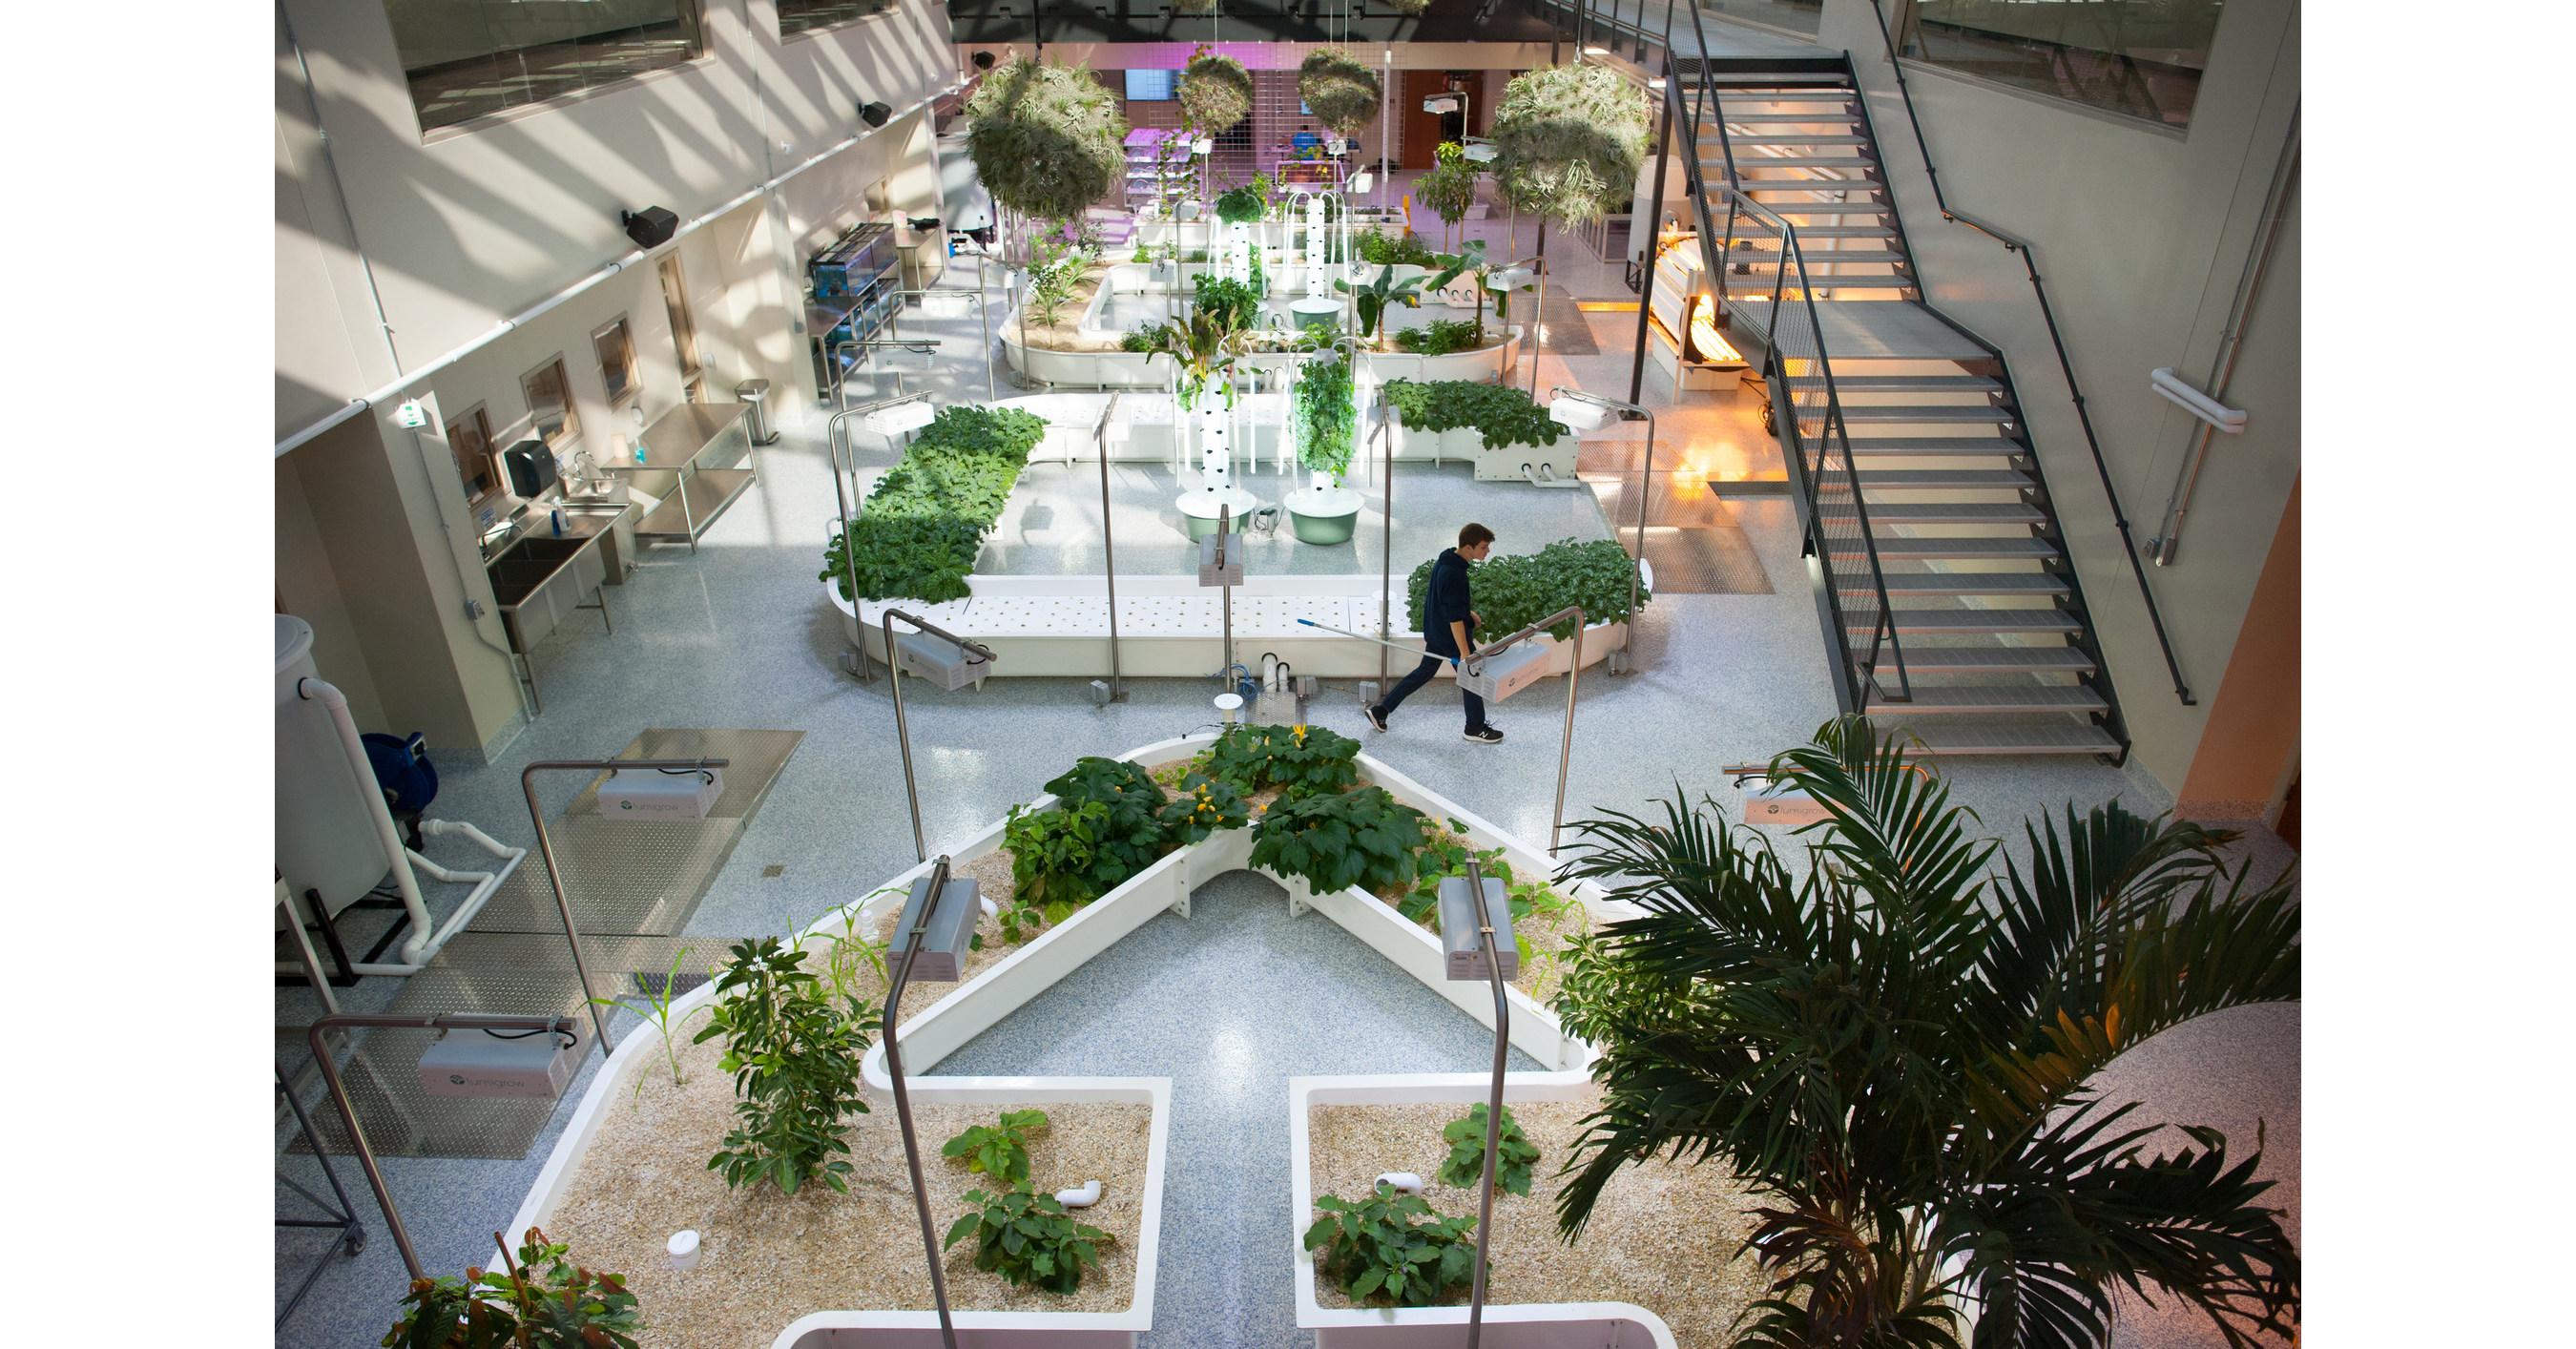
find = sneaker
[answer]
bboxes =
[1464,726,1504,744]
[1361,703,1389,733]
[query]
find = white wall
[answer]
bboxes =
[1809,0,2300,793]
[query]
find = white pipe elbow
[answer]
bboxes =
[2149,367,2247,433]
[298,677,433,963]
[1055,1179,1103,1208]
[1376,1173,1425,1194]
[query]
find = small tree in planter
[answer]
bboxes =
[1417,141,1480,253]
[1298,49,1382,141]
[1179,47,1253,134]
[1488,65,1651,386]
[692,938,872,1195]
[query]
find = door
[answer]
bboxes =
[658,256,704,402]
[1400,71,1449,170]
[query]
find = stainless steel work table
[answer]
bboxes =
[606,402,758,553]
[806,293,866,406]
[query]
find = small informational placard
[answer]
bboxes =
[1743,779,1830,827]
[1197,531,1244,587]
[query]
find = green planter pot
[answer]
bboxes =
[1287,485,1361,545]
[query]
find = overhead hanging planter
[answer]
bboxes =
[1488,64,1652,227]
[1174,0,1216,13]
[1382,0,1430,11]
[1298,49,1382,139]
[1178,48,1253,133]
[962,55,1131,222]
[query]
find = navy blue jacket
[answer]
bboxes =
[1422,548,1474,657]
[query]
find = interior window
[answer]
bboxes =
[520,357,582,450]
[593,317,641,407]
[445,404,500,505]
[384,0,708,135]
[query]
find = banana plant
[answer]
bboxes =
[1139,307,1245,413]
[1334,252,1475,345]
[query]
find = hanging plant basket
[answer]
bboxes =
[1488,64,1652,227]
[1174,0,1217,13]
[962,56,1131,221]
[1179,48,1253,132]
[1298,49,1381,138]
[1382,0,1430,12]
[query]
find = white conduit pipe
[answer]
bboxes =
[297,677,434,965]
[1054,1180,1103,1208]
[1522,463,1585,488]
[275,83,962,458]
[2149,367,2247,433]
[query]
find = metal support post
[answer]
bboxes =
[1096,393,1126,700]
[1552,386,1655,672]
[302,1011,581,1281]
[521,757,730,1054]
[884,855,962,1349]
[882,608,1001,862]
[1629,59,1674,406]
[1377,405,1394,687]
[1461,606,1586,852]
[274,1057,365,1328]
[1217,504,1235,692]
[825,390,938,682]
[1464,853,1507,1349]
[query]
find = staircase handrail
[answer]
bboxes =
[1863,0,2194,706]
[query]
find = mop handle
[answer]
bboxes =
[1295,618,1465,670]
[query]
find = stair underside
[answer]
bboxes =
[1819,502,2043,525]
[1829,535,2060,560]
[1850,610,2080,634]
[1866,685,2107,714]
[1840,436,2027,456]
[1891,722,2123,756]
[1841,571,2067,595]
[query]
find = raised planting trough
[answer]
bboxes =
[827,571,1637,680]
[516,735,1653,1346]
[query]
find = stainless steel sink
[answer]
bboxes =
[484,532,610,653]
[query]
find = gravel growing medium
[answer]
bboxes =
[547,1028,1152,1349]
[1306,1091,1767,1345]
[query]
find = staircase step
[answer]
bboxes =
[1843,571,2067,596]
[1842,436,2027,456]
[1830,536,2060,561]
[1735,178,1887,192]
[1723,224,1899,239]
[1823,405,2014,424]
[1738,250,1915,266]
[1704,114,1862,126]
[1716,89,1856,101]
[1819,501,2045,525]
[1832,375,2004,393]
[1897,721,2124,757]
[1724,157,1882,170]
[1858,644,2094,674]
[1850,609,2083,634]
[1729,135,1874,145]
[1849,468,2031,488]
[1865,685,2107,715]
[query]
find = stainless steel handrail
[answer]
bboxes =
[1549,385,1654,667]
[881,608,998,861]
[1095,392,1125,700]
[884,854,961,1349]
[1461,604,1587,855]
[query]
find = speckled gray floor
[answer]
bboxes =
[277,252,2293,1347]
[934,869,1541,1349]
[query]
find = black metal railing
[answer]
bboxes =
[1863,0,2193,707]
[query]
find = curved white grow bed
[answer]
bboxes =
[826,571,1637,680]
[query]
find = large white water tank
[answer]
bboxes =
[277,615,389,918]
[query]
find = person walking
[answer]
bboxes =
[1363,524,1504,743]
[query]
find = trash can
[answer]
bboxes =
[735,378,779,446]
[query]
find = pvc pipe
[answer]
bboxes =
[1376,1173,1425,1194]
[1055,1179,1103,1208]
[296,678,434,965]
[2149,367,2247,432]
[1521,463,1585,488]
[668,1230,701,1271]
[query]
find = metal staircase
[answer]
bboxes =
[1667,31,2128,759]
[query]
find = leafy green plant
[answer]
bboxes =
[1140,304,1245,413]
[1026,232,1091,327]
[1357,227,1443,268]
[1437,1102,1540,1196]
[1336,260,1467,343]
[1121,320,1170,353]
[820,406,1046,604]
[1215,182,1268,225]
[963,56,1129,221]
[1204,722,1362,799]
[1303,1183,1482,1307]
[1193,273,1263,331]
[1548,716,2303,1349]
[1406,536,1646,639]
[382,1227,643,1349]
[1044,756,1171,876]
[1179,46,1253,132]
[945,1186,1115,1294]
[692,938,872,1195]
[1250,785,1431,896]
[1298,48,1381,136]
[821,895,900,1005]
[1294,355,1357,481]
[941,1108,1050,1183]
[1418,141,1480,247]
[1392,318,1485,356]
[1399,823,1578,969]
[1003,799,1120,927]
[589,945,710,1100]
[1379,379,1564,449]
[1489,64,1652,228]
[1155,772,1252,844]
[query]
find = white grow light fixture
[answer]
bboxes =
[1462,138,1498,163]
[1422,95,1459,114]
[1548,396,1612,430]
[865,399,938,437]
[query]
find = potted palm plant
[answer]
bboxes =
[1551,716,2303,1349]
[1286,350,1361,545]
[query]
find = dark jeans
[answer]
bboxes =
[1378,654,1486,731]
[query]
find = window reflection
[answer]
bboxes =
[1901,0,2224,128]
[384,0,708,134]
[778,0,896,38]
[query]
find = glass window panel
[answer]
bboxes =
[593,318,640,405]
[1127,69,1177,101]
[384,1,708,134]
[778,0,894,37]
[446,405,500,505]
[1901,0,2223,128]
[521,357,582,449]
[1695,0,1824,37]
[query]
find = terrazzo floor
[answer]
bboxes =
[278,243,2295,1349]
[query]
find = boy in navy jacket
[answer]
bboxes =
[1364,523,1504,743]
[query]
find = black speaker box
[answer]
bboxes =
[859,100,892,128]
[620,206,678,250]
[503,440,559,499]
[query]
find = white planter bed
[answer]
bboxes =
[1287,1075,1675,1349]
[827,572,1632,680]
[518,734,1649,1348]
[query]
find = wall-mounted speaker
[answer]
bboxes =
[859,100,892,128]
[971,51,996,71]
[620,206,678,250]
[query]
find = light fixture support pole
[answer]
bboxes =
[1096,391,1125,700]
[884,855,961,1349]
[882,610,1000,863]
[1462,606,1586,851]
[1553,386,1654,671]
[1464,852,1508,1349]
